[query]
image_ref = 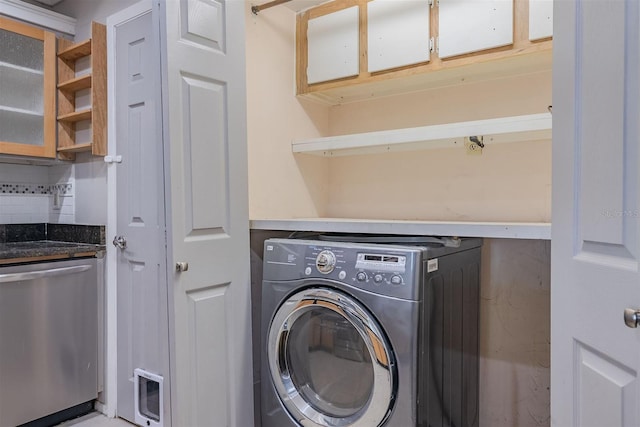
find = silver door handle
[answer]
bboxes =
[176,262,189,272]
[112,235,127,250]
[624,308,640,328]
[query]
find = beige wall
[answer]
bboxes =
[326,72,552,222]
[245,6,551,427]
[480,239,550,426]
[245,6,331,219]
[246,12,552,222]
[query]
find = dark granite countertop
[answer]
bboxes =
[0,224,106,265]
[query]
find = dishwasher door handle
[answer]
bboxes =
[0,265,93,283]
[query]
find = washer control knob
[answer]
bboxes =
[391,275,403,285]
[316,250,337,274]
[356,272,367,282]
[338,270,347,280]
[374,274,383,284]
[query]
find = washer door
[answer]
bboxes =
[268,287,396,427]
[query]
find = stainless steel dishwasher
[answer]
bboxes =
[0,257,100,427]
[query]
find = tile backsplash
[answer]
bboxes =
[0,181,74,224]
[0,164,75,225]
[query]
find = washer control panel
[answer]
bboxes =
[353,253,407,286]
[303,245,411,288]
[265,239,424,300]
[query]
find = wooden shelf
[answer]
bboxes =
[58,108,91,123]
[56,21,106,160]
[251,218,552,240]
[57,142,92,153]
[292,113,552,156]
[57,74,91,92]
[57,39,91,61]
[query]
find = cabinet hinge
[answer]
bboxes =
[429,37,435,53]
[428,0,434,8]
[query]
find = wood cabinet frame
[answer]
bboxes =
[0,17,57,158]
[296,0,553,104]
[57,21,107,160]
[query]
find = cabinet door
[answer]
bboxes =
[0,17,56,158]
[438,0,513,59]
[529,0,553,41]
[367,0,430,73]
[307,5,359,84]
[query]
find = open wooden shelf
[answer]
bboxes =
[57,39,91,61]
[56,142,92,153]
[57,74,91,92]
[58,108,91,123]
[56,21,106,160]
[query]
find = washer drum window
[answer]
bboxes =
[267,287,397,427]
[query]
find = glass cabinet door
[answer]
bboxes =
[0,17,56,158]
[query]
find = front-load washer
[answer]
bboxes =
[260,236,482,427]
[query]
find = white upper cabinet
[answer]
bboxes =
[438,0,513,59]
[367,0,431,73]
[307,5,359,84]
[529,0,553,40]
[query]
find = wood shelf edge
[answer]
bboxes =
[57,74,92,92]
[57,39,91,61]
[57,108,92,123]
[57,142,92,153]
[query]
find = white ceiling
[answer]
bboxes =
[23,0,63,7]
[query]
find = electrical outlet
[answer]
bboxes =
[464,138,483,156]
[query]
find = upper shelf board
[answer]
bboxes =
[292,112,552,157]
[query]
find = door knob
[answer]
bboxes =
[624,308,640,328]
[176,262,189,272]
[112,235,127,250]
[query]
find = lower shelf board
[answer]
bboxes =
[58,109,92,123]
[250,218,552,240]
[57,142,93,153]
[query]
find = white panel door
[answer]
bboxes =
[367,0,430,73]
[307,5,359,84]
[108,2,170,424]
[158,0,253,426]
[529,0,553,41]
[438,0,513,59]
[552,0,640,425]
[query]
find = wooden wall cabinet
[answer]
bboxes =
[297,0,553,104]
[0,17,57,158]
[57,21,106,160]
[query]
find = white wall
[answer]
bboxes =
[0,163,75,224]
[51,0,140,225]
